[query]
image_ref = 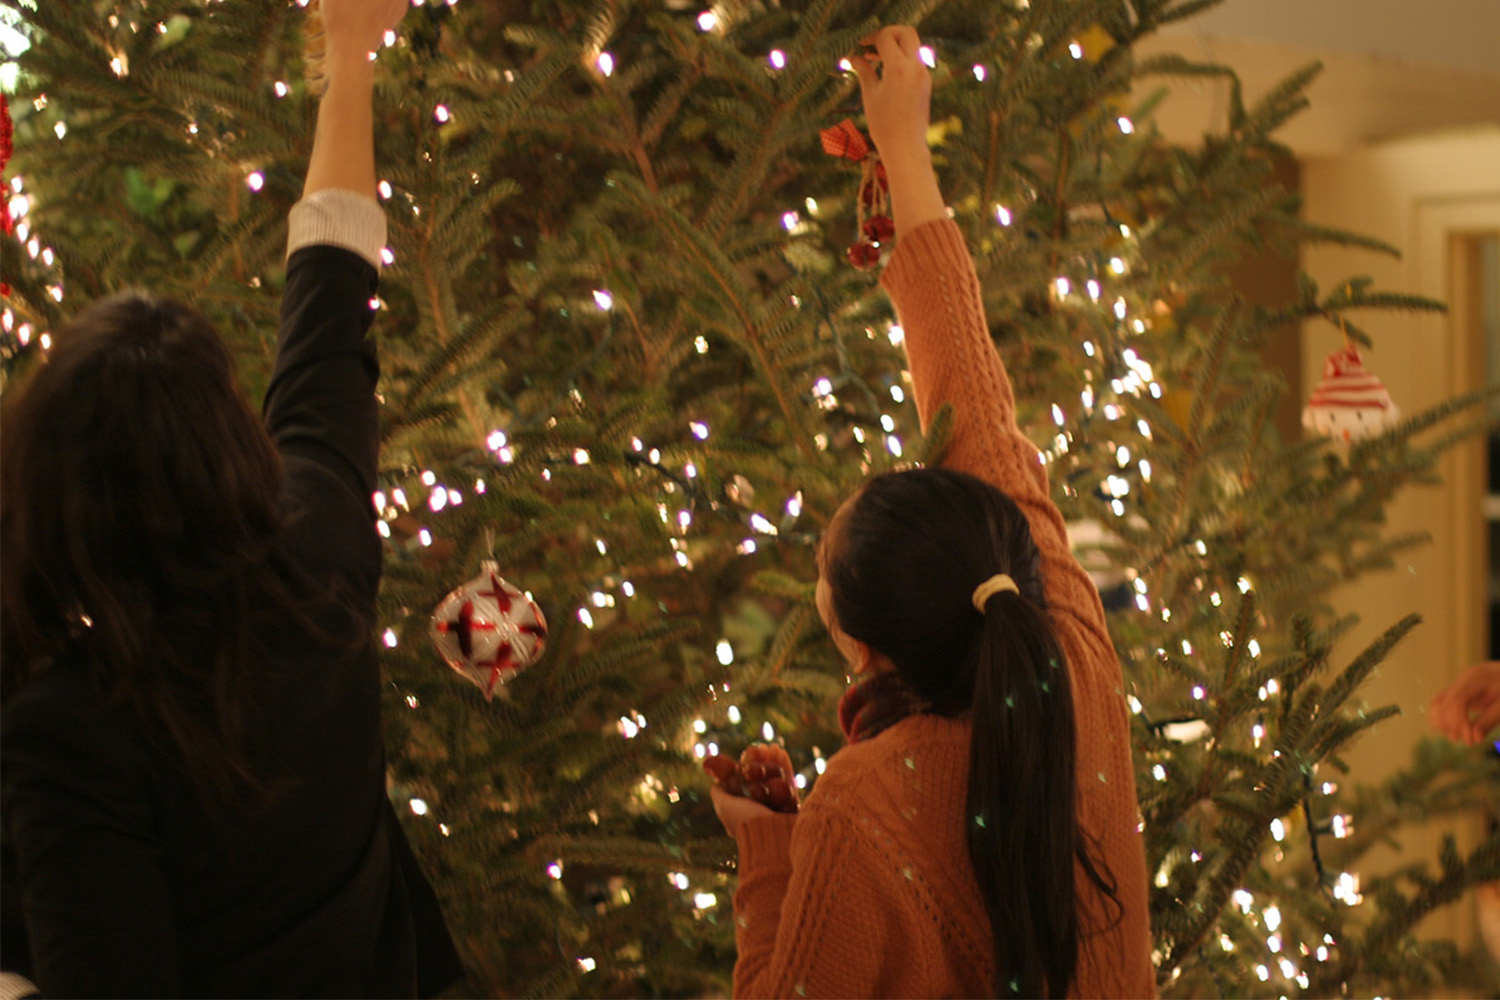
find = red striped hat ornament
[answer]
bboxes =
[431,562,549,699]
[1302,343,1400,443]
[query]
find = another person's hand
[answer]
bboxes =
[852,26,933,168]
[709,785,780,839]
[320,0,409,62]
[1430,661,1500,744]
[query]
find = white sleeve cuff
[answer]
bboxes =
[0,972,39,1000]
[286,189,387,269]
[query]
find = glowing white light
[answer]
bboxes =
[1128,695,1143,714]
[429,486,447,512]
[1270,818,1285,842]
[596,52,615,76]
[547,861,564,879]
[410,798,429,816]
[670,872,690,890]
[918,45,936,67]
[573,449,591,465]
[794,773,807,789]
[378,180,393,200]
[1055,276,1071,297]
[1152,764,1166,781]
[1268,934,1282,953]
[694,335,709,354]
[782,210,799,230]
[1256,965,1269,982]
[579,608,595,629]
[274,80,289,97]
[972,64,987,81]
[383,629,398,648]
[622,582,635,597]
[890,385,905,402]
[433,104,451,123]
[995,204,1012,226]
[577,957,596,973]
[1191,684,1204,700]
[814,757,826,774]
[1086,279,1101,301]
[1110,256,1127,275]
[487,430,508,451]
[749,513,777,535]
[54,122,68,139]
[1118,116,1134,134]
[727,705,742,724]
[768,49,786,69]
[1264,904,1282,931]
[417,528,432,547]
[1238,576,1252,593]
[1233,889,1254,914]
[246,171,265,192]
[887,436,903,457]
[1248,639,1261,658]
[696,11,718,31]
[838,57,854,73]
[888,325,905,346]
[1116,445,1131,465]
[593,289,614,310]
[380,247,395,266]
[694,892,717,909]
[618,716,639,738]
[1332,814,1350,838]
[690,421,709,440]
[1068,41,1083,59]
[761,721,774,740]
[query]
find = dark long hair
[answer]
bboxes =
[825,467,1118,998]
[1,291,286,807]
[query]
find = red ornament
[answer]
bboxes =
[1302,342,1400,442]
[846,242,882,271]
[704,743,799,813]
[1,94,12,237]
[862,214,895,244]
[430,561,548,699]
[820,117,895,269]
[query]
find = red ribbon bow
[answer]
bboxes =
[820,118,871,162]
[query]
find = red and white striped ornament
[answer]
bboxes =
[1302,343,1400,442]
[431,561,548,699]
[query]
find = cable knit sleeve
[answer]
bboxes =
[731,807,906,999]
[879,219,1113,669]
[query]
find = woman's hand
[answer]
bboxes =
[1430,661,1500,745]
[851,26,946,239]
[320,0,409,65]
[710,785,779,839]
[852,26,933,172]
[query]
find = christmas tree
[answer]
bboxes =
[3,0,1498,995]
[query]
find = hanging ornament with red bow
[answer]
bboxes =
[820,118,892,271]
[430,561,549,699]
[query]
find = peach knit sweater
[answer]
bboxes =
[731,219,1155,999]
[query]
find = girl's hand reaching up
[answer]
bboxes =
[851,26,947,238]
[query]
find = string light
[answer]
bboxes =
[767,49,786,70]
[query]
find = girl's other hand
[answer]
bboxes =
[710,785,780,840]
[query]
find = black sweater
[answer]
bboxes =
[1,245,462,997]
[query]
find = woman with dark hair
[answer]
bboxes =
[710,27,1155,998]
[0,2,461,995]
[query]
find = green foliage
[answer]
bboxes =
[5,0,1496,996]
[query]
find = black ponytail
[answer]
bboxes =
[826,467,1117,998]
[970,588,1078,997]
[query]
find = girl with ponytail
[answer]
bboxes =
[710,25,1154,998]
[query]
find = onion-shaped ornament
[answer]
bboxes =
[430,561,547,699]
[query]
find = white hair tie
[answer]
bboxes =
[971,574,1019,613]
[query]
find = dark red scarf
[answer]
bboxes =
[837,670,930,744]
